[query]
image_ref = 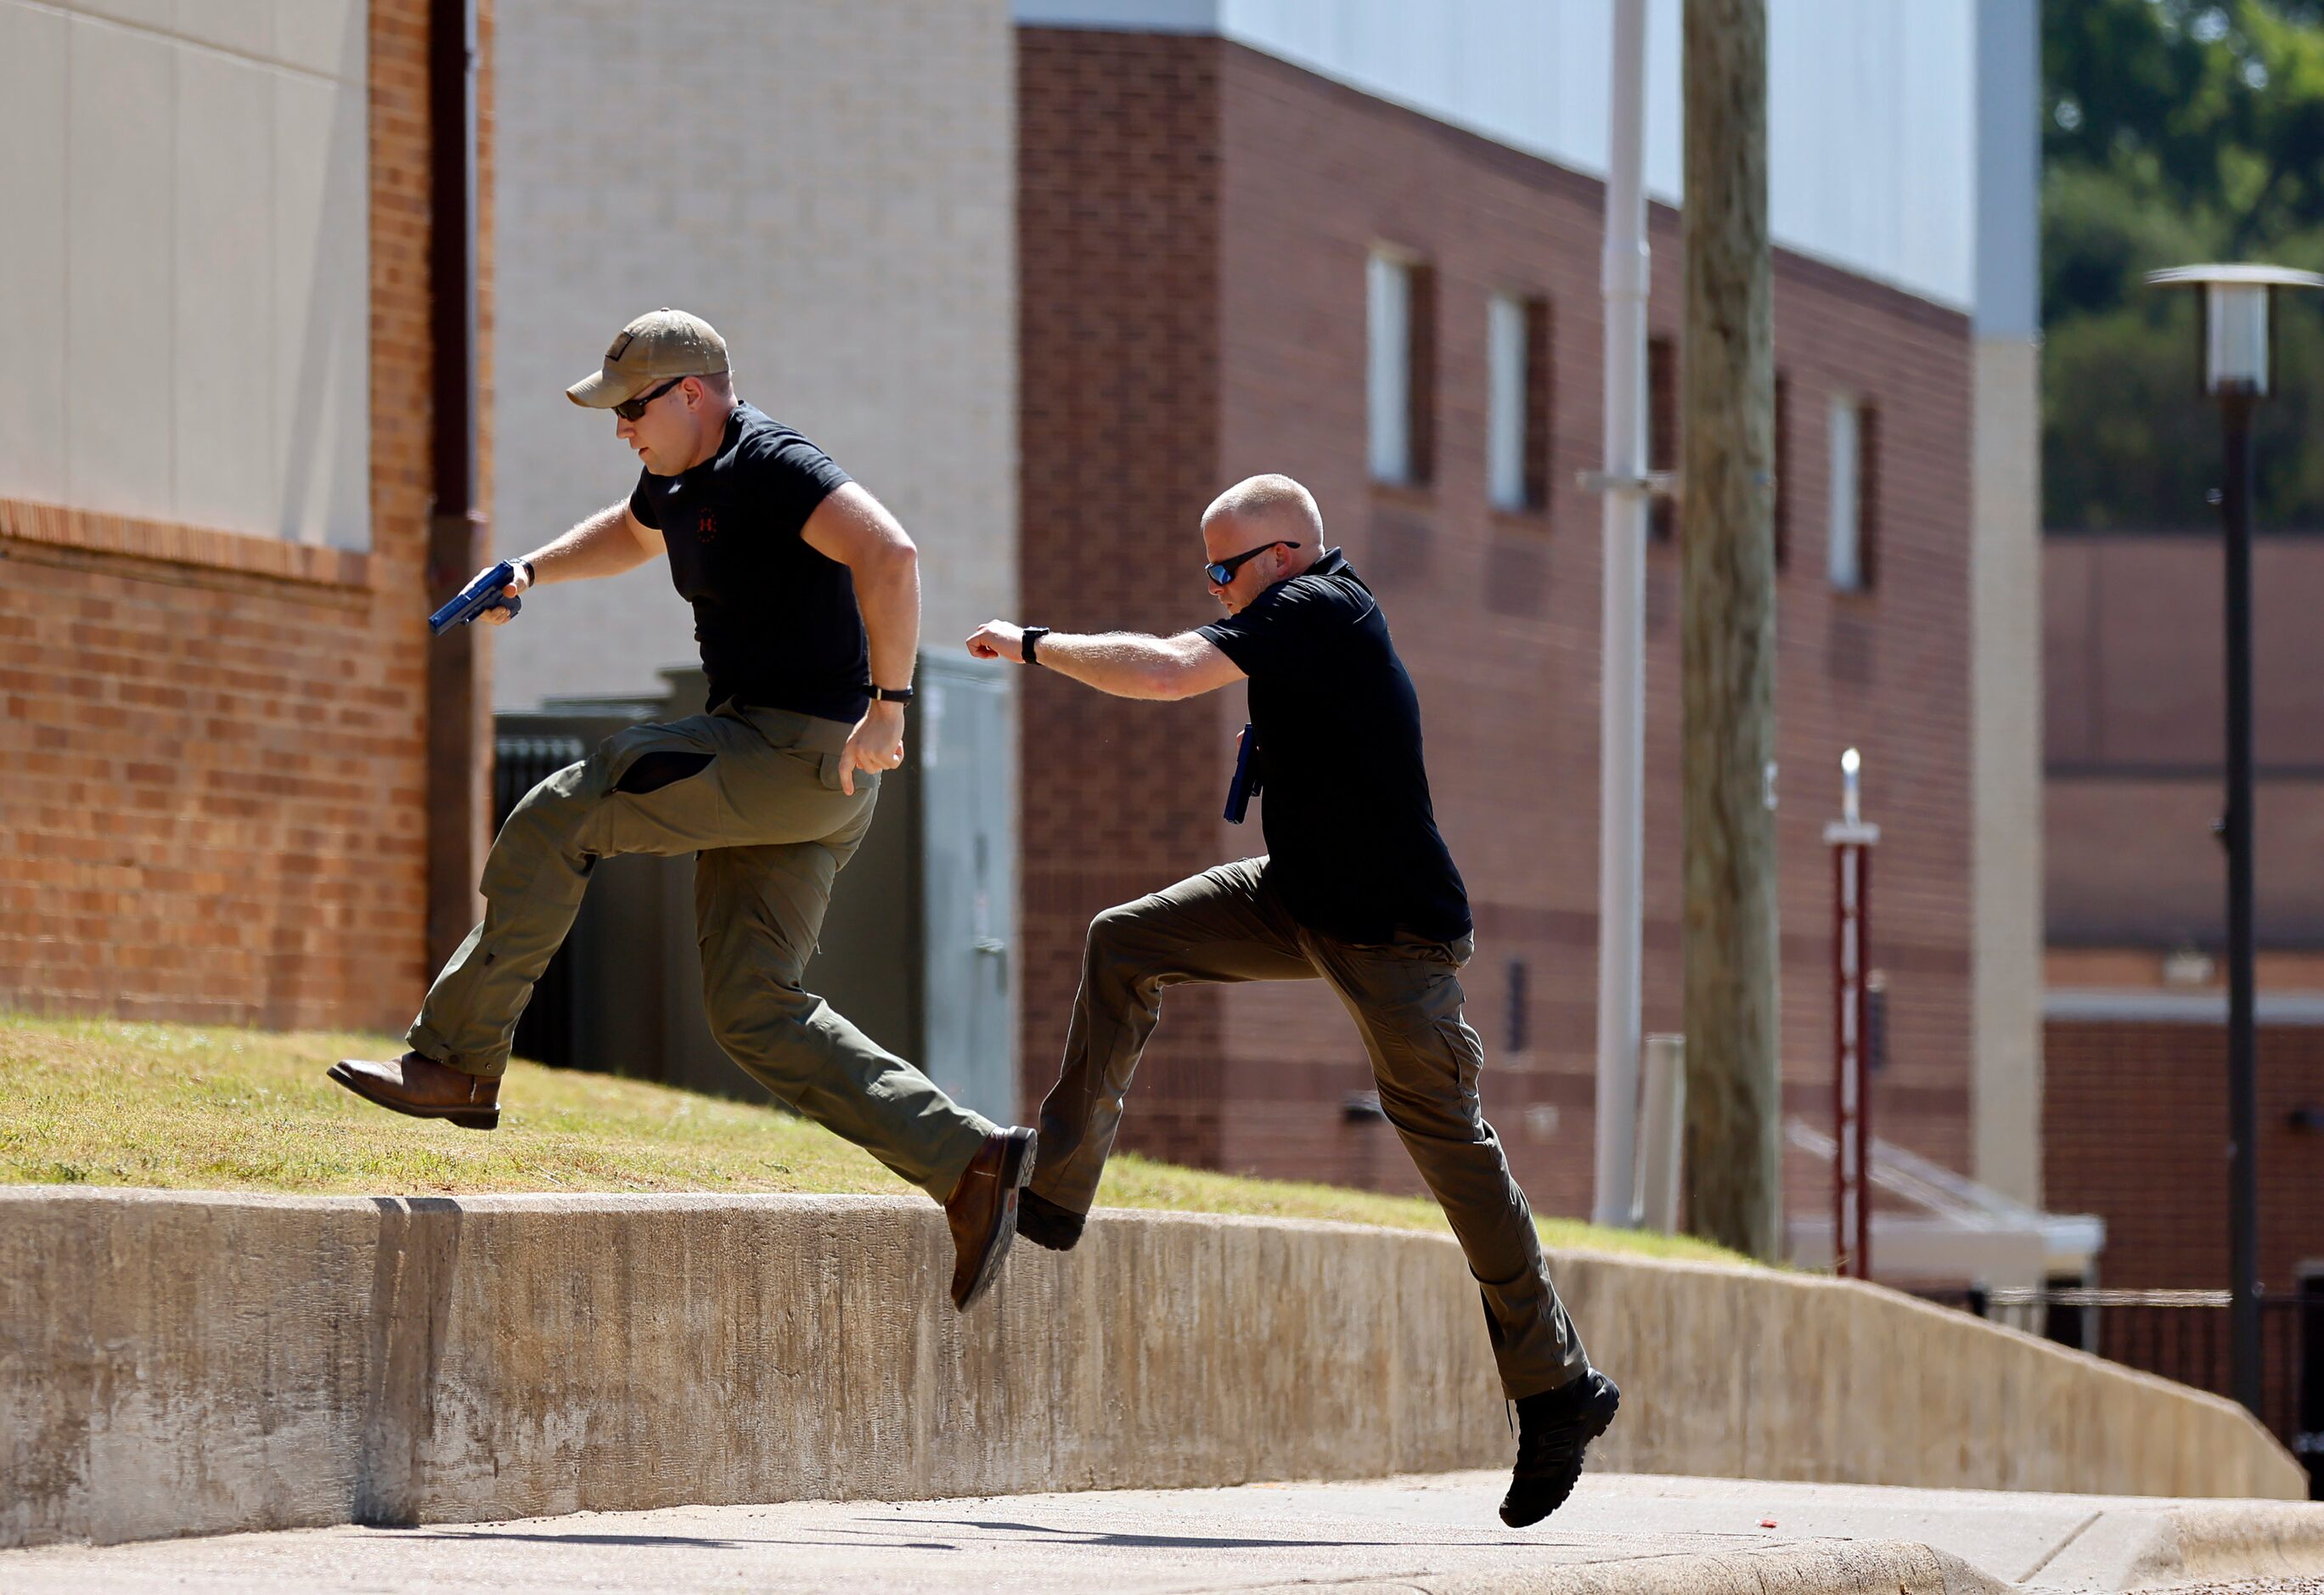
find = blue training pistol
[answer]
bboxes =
[428,561,522,635]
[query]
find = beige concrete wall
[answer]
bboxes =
[487,0,1016,711]
[1972,335,2045,1205]
[0,1189,2299,1550]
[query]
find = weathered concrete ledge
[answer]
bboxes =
[0,1187,2302,1548]
[1291,1541,2004,1595]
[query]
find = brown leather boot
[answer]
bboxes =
[328,1052,500,1130]
[943,1127,1036,1310]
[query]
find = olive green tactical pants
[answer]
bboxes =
[1032,858,1592,1399]
[408,703,998,1201]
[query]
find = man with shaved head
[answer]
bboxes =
[966,474,1618,1527]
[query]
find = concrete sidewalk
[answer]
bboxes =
[7,1470,2322,1593]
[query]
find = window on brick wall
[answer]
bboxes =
[1488,292,1552,515]
[1646,335,1679,540]
[1827,393,1880,591]
[1368,251,1434,486]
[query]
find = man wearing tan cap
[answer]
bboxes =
[331,309,1038,1310]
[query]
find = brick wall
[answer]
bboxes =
[1017,31,1229,1167]
[1019,31,1976,1216]
[2048,1020,2324,1288]
[2045,533,2324,950]
[0,0,488,1033]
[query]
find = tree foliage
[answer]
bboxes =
[2045,0,2324,529]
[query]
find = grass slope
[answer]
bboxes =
[0,1013,1742,1265]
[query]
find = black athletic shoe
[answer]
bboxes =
[1015,1189,1086,1252]
[1500,1369,1620,1527]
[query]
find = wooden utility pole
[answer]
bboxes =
[1680,0,1782,1260]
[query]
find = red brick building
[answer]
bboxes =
[2044,533,2324,1289]
[0,0,493,1034]
[1016,27,1978,1217]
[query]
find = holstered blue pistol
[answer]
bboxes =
[1224,724,1262,823]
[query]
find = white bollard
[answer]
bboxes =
[1633,1033,1685,1232]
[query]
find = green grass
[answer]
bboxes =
[0,1012,1745,1265]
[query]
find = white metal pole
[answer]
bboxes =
[1591,0,1652,1227]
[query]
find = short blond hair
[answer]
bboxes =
[1203,473,1324,544]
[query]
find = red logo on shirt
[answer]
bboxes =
[697,510,717,543]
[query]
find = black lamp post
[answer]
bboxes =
[2147,263,2323,1417]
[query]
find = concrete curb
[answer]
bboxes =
[1258,1541,2004,1595]
[2037,1499,2324,1588]
[0,1188,2303,1549]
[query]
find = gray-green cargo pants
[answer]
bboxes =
[408,703,998,1201]
[1032,857,1591,1400]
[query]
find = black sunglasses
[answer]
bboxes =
[613,376,685,421]
[1204,540,1297,586]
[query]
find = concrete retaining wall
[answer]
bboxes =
[0,1188,2302,1548]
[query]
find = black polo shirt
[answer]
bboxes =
[1196,549,1471,944]
[628,403,867,723]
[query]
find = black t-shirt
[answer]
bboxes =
[1196,549,1471,944]
[628,403,866,722]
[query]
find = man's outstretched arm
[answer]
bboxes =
[479,500,664,624]
[965,621,1244,701]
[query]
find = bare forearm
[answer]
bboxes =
[1038,632,1202,700]
[965,617,1240,697]
[856,548,921,690]
[522,501,655,584]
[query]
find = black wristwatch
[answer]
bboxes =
[869,685,914,703]
[1021,626,1052,664]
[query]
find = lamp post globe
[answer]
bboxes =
[2147,263,2322,397]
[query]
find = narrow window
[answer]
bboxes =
[1828,392,1878,590]
[1647,335,1679,540]
[1369,254,1411,483]
[1487,293,1527,509]
[1368,251,1433,487]
[1488,292,1552,514]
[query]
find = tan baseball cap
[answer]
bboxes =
[566,308,729,408]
